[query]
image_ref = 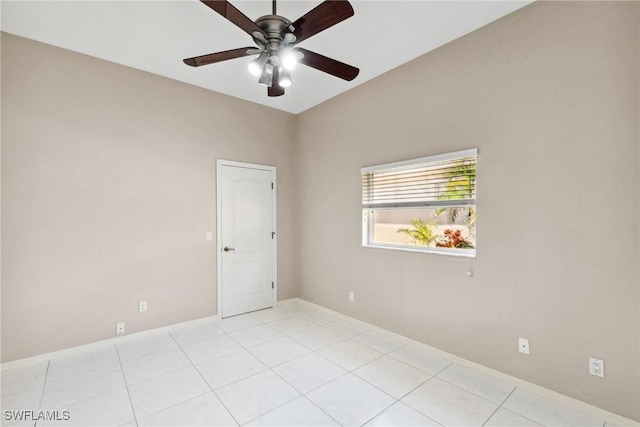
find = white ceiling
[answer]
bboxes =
[1,0,532,114]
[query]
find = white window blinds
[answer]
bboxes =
[362,149,477,209]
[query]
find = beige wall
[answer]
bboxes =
[296,1,639,421]
[1,32,297,362]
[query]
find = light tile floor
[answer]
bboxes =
[1,300,608,426]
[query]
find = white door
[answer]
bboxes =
[217,160,276,318]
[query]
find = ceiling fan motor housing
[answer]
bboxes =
[254,15,294,63]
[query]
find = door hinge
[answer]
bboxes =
[271,182,274,189]
[272,281,274,289]
[272,231,276,239]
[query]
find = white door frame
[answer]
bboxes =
[216,159,277,318]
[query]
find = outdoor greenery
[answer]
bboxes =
[396,159,476,249]
[396,218,438,246]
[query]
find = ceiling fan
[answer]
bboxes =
[183,0,360,97]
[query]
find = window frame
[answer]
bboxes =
[361,148,477,258]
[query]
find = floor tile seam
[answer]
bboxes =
[43,356,125,386]
[357,399,402,427]
[480,396,508,426]
[168,331,243,427]
[326,327,369,340]
[122,361,199,389]
[352,340,404,356]
[168,333,216,393]
[115,346,140,427]
[215,314,266,334]
[237,387,303,426]
[171,330,293,420]
[211,384,260,427]
[350,336,394,354]
[44,360,123,385]
[344,348,386,373]
[485,391,544,427]
[360,351,442,378]
[266,355,346,398]
[431,374,510,408]
[230,331,287,350]
[242,335,316,369]
[399,395,450,427]
[238,392,342,427]
[302,370,354,398]
[288,330,350,351]
[268,314,322,332]
[391,370,470,426]
[117,341,181,363]
[494,383,518,407]
[40,377,127,412]
[499,389,604,427]
[133,390,213,425]
[349,367,421,402]
[301,371,380,427]
[385,350,453,377]
[434,365,518,404]
[118,344,188,368]
[32,361,50,427]
[198,363,270,393]
[167,329,227,347]
[180,333,246,365]
[313,343,386,373]
[45,348,123,383]
[271,324,320,336]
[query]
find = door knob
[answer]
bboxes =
[223,246,235,252]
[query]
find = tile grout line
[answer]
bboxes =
[225,313,384,425]
[32,360,50,427]
[115,344,140,427]
[481,386,517,427]
[168,329,243,427]
[268,362,350,425]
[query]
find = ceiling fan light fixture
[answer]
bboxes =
[258,62,274,86]
[282,52,297,71]
[248,52,268,76]
[279,68,292,87]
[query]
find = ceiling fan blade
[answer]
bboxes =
[183,47,257,67]
[296,48,359,81]
[291,0,354,44]
[201,1,267,39]
[268,67,285,97]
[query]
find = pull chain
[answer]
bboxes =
[272,0,276,15]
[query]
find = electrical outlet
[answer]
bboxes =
[348,291,354,302]
[139,301,147,313]
[116,322,125,335]
[518,337,530,355]
[589,357,604,377]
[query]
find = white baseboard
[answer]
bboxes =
[2,298,638,426]
[0,315,217,372]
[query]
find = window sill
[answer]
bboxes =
[362,243,476,259]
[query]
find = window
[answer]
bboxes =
[362,148,477,257]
